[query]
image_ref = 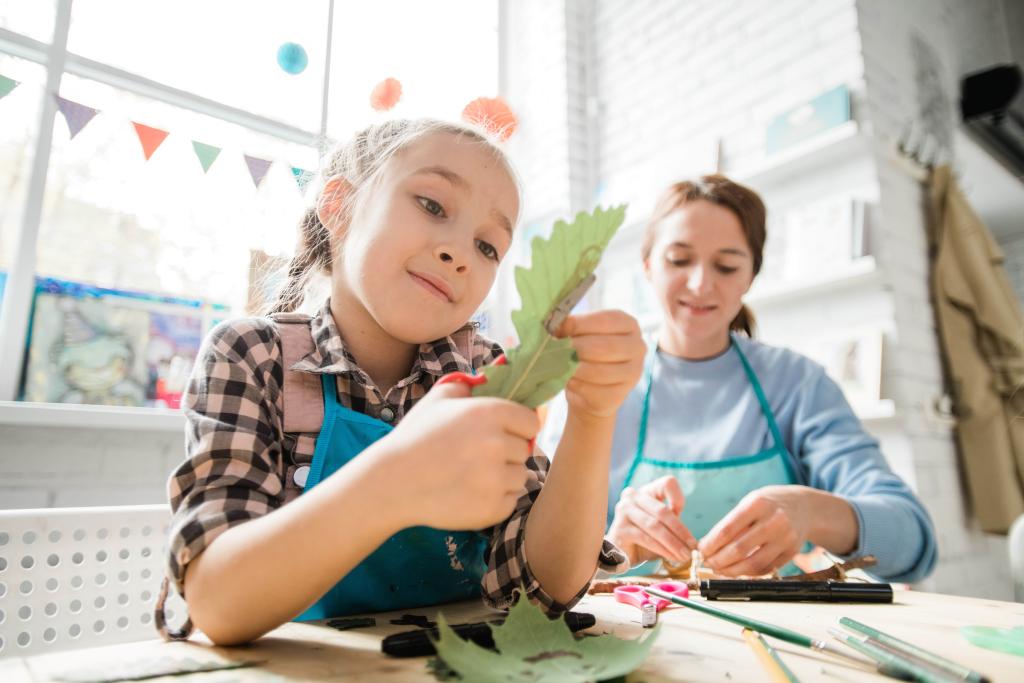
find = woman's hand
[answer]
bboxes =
[558,310,646,421]
[606,475,698,566]
[698,484,857,576]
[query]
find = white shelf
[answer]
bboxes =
[856,399,897,423]
[746,256,880,307]
[731,120,867,189]
[608,122,870,247]
[0,401,185,432]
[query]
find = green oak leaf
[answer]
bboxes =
[473,205,627,408]
[430,596,659,682]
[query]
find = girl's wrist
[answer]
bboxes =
[565,405,617,430]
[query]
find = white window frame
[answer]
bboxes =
[0,0,336,401]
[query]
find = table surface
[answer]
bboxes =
[3,589,1022,682]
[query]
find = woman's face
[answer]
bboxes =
[644,199,755,346]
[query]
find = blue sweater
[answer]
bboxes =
[539,336,937,583]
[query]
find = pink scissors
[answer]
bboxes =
[614,581,689,628]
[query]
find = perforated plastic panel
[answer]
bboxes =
[0,505,185,657]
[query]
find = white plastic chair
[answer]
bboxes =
[0,505,185,657]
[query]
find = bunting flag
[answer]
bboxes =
[55,95,99,139]
[132,122,169,161]
[191,141,222,173]
[0,75,19,100]
[244,155,273,189]
[291,166,314,192]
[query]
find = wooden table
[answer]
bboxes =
[3,590,1022,682]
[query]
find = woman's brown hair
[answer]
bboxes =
[640,174,766,337]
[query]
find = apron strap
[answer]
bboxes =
[271,312,325,434]
[730,335,787,452]
[624,337,795,489]
[622,347,657,489]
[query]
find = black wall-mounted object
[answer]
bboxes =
[961,64,1024,177]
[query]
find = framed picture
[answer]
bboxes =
[21,277,228,408]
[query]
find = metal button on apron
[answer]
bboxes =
[293,465,310,488]
[380,406,395,422]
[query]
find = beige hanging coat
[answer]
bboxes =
[927,165,1024,533]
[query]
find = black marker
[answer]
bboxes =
[381,611,596,657]
[700,579,893,603]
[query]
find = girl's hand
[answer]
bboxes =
[557,310,646,420]
[606,475,697,566]
[378,379,539,531]
[698,485,813,576]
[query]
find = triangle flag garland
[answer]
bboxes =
[132,122,170,161]
[244,155,273,188]
[291,166,314,192]
[55,95,99,139]
[0,75,19,100]
[191,141,222,173]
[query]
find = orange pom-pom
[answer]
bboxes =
[370,77,402,111]
[462,96,518,141]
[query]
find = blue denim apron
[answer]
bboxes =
[295,374,489,620]
[621,337,804,576]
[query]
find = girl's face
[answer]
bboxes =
[334,132,519,344]
[644,200,755,346]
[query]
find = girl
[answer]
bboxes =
[540,175,937,583]
[156,119,644,645]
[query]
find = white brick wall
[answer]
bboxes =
[857,0,1016,599]
[0,426,180,509]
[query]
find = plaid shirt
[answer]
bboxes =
[157,301,626,639]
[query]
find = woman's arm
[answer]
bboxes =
[701,367,937,582]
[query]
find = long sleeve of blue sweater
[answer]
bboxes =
[786,367,937,582]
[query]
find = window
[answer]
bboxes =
[327,0,499,137]
[0,0,55,43]
[38,73,315,307]
[0,54,44,276]
[66,0,328,131]
[0,1,501,406]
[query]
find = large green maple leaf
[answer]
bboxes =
[473,205,627,408]
[430,595,659,682]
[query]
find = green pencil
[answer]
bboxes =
[839,618,990,683]
[828,628,962,683]
[643,586,866,666]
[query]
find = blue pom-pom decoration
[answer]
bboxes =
[277,42,308,75]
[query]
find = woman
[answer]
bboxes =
[540,175,936,582]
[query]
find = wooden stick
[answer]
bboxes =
[743,629,802,683]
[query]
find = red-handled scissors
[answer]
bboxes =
[436,355,539,451]
[614,581,689,628]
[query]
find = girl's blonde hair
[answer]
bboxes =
[641,175,766,337]
[269,118,517,314]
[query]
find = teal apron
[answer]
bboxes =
[621,336,805,576]
[295,374,489,620]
